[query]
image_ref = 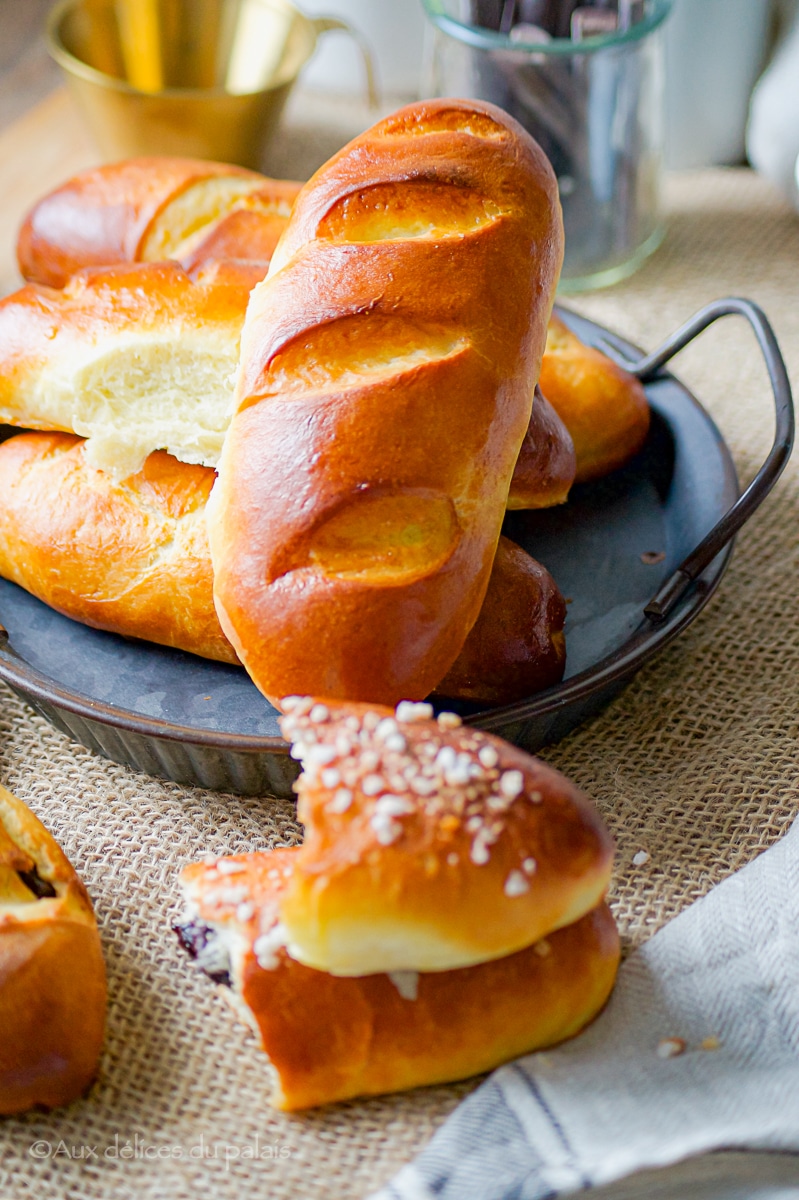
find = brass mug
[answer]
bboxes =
[47,0,378,168]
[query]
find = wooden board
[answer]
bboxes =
[0,89,100,296]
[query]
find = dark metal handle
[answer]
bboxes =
[599,297,794,621]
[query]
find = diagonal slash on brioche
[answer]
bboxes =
[17,155,301,288]
[208,99,565,707]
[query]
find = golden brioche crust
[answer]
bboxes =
[276,698,614,975]
[178,847,619,1111]
[16,156,266,287]
[539,313,650,483]
[0,431,237,663]
[434,535,566,705]
[210,99,564,707]
[0,784,106,1114]
[508,386,576,509]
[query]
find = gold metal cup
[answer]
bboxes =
[46,0,377,168]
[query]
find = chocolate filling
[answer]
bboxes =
[17,866,57,899]
[173,920,231,987]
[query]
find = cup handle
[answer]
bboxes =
[312,16,380,109]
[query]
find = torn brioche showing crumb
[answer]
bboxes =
[176,847,618,1111]
[0,261,250,479]
[175,699,619,1110]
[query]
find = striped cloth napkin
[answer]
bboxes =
[371,817,799,1200]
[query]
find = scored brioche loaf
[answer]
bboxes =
[0,432,237,664]
[277,697,614,976]
[0,432,568,695]
[1,784,106,1114]
[0,259,574,500]
[176,846,619,1111]
[15,155,647,487]
[209,99,564,708]
[17,156,301,288]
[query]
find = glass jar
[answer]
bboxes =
[421,0,673,292]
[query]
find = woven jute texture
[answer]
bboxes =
[2,98,799,1198]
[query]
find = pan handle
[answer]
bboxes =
[598,297,794,621]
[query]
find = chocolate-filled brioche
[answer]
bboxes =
[176,846,619,1111]
[209,99,564,708]
[0,784,106,1114]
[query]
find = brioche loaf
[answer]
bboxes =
[176,846,619,1110]
[540,313,650,483]
[507,384,576,509]
[0,784,106,1114]
[17,156,300,288]
[0,431,237,663]
[0,261,250,478]
[434,534,566,705]
[209,99,564,708]
[277,697,613,976]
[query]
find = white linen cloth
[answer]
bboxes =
[371,817,799,1199]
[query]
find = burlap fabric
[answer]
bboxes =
[1,92,799,1198]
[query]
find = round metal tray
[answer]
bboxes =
[0,299,792,796]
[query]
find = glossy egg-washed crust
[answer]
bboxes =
[16,155,301,288]
[0,784,106,1114]
[434,534,566,705]
[180,846,619,1111]
[209,99,565,708]
[540,313,651,483]
[508,385,576,509]
[277,698,614,976]
[0,432,237,664]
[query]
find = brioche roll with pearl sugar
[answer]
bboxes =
[175,847,619,1110]
[540,313,650,484]
[209,99,564,707]
[0,431,237,664]
[277,698,613,976]
[0,784,106,1114]
[17,156,301,289]
[0,261,251,479]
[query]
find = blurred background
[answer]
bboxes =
[3,0,799,165]
[2,0,799,292]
